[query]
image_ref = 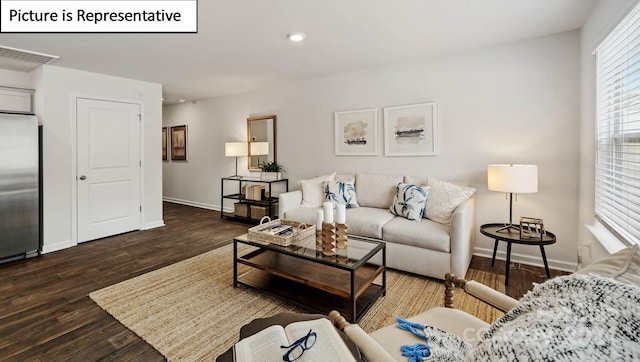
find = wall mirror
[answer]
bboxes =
[247,115,277,171]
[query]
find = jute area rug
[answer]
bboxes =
[90,244,505,361]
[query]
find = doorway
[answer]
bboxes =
[76,98,141,243]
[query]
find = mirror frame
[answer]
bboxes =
[247,115,277,171]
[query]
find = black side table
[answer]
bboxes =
[480,223,556,286]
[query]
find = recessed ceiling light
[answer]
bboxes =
[287,32,306,42]
[178,99,186,103]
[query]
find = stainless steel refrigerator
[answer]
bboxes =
[0,113,39,261]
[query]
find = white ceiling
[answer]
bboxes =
[0,0,598,102]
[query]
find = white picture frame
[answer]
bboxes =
[383,102,437,156]
[334,108,378,156]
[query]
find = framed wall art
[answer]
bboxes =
[334,108,377,156]
[383,102,437,156]
[170,125,188,161]
[162,127,168,161]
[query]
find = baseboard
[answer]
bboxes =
[41,239,76,254]
[474,247,576,272]
[162,197,233,213]
[143,220,165,230]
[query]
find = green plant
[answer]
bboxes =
[260,161,285,172]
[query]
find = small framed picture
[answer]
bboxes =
[334,108,378,156]
[383,102,437,156]
[520,216,545,240]
[162,127,168,161]
[170,125,188,161]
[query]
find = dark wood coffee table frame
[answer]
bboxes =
[233,234,386,323]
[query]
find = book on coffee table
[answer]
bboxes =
[234,318,356,362]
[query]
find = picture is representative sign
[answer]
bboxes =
[0,0,198,33]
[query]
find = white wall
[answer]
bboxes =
[36,65,163,253]
[579,0,639,262]
[164,31,581,270]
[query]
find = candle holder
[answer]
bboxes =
[321,222,336,256]
[336,223,348,249]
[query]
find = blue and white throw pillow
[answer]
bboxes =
[389,183,430,221]
[323,180,359,208]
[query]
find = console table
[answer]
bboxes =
[221,177,288,223]
[480,223,556,286]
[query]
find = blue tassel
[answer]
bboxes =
[396,316,428,340]
[400,343,432,361]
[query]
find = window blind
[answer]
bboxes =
[596,3,640,245]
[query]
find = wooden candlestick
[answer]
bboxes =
[336,223,348,249]
[322,222,336,256]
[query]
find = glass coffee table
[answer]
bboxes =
[233,233,386,323]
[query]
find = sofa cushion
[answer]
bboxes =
[346,207,396,239]
[425,177,475,224]
[298,172,336,207]
[323,180,359,208]
[389,183,430,221]
[356,173,403,209]
[382,216,451,252]
[283,206,321,226]
[577,244,640,287]
[335,174,355,183]
[404,175,428,185]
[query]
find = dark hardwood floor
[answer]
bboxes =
[0,202,565,361]
[0,202,248,361]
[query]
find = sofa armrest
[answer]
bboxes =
[329,311,396,362]
[278,190,303,219]
[445,273,518,313]
[449,195,476,278]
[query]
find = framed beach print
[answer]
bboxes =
[170,125,188,161]
[383,102,437,156]
[334,108,378,156]
[162,127,168,161]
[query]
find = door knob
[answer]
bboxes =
[79,175,87,180]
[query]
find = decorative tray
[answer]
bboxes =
[247,217,314,247]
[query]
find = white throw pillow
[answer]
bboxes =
[425,178,475,224]
[298,173,336,207]
[389,183,430,221]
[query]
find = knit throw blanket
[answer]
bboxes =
[466,274,640,361]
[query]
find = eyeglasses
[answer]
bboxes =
[281,329,317,361]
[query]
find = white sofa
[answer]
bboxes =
[278,173,476,280]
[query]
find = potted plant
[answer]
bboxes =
[260,161,285,180]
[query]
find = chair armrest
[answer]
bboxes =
[449,195,476,277]
[329,311,396,362]
[278,190,302,219]
[445,273,518,313]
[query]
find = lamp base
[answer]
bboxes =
[227,175,244,179]
[496,223,520,233]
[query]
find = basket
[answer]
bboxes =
[247,217,315,246]
[250,204,277,220]
[234,203,250,218]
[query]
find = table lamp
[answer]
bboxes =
[225,142,248,178]
[250,142,269,167]
[487,164,538,232]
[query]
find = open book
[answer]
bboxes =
[234,318,357,362]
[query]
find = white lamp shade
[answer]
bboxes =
[487,164,538,193]
[250,142,269,156]
[225,142,248,157]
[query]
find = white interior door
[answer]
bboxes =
[77,98,141,243]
